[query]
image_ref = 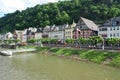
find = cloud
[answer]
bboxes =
[0,0,58,16]
[0,0,27,13]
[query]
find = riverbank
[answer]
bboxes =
[0,45,36,56]
[36,46,120,68]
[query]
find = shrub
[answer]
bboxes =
[28,38,36,43]
[110,55,120,68]
[49,48,60,53]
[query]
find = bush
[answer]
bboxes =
[36,46,50,52]
[28,38,36,43]
[49,48,60,53]
[79,50,107,63]
[110,55,120,68]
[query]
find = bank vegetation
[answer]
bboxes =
[36,46,120,68]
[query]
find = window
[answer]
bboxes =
[113,27,115,30]
[54,35,58,37]
[101,28,107,31]
[117,33,119,37]
[110,27,112,31]
[117,27,119,30]
[110,33,112,37]
[114,33,115,37]
[112,20,117,26]
[102,34,107,37]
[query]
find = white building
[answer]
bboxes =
[48,24,68,43]
[42,26,50,38]
[34,28,43,39]
[0,34,5,40]
[98,17,120,38]
[14,30,27,43]
[0,32,14,40]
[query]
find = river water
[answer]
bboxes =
[0,52,120,80]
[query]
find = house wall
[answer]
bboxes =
[15,31,27,43]
[80,30,93,38]
[49,31,64,43]
[42,31,49,38]
[65,29,73,39]
[0,34,5,40]
[98,26,120,38]
[22,33,27,42]
[73,30,81,40]
[73,29,94,39]
[35,33,42,39]
[16,31,21,42]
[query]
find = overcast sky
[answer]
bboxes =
[0,0,58,17]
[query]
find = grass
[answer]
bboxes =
[36,46,120,68]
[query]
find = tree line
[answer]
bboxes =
[0,0,120,33]
[27,36,120,48]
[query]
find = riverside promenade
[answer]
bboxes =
[43,43,120,53]
[0,48,36,56]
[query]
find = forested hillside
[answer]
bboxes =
[0,0,120,32]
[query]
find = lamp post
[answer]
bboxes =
[102,37,104,50]
[63,25,66,44]
[76,28,79,47]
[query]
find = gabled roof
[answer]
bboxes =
[102,16,120,27]
[44,26,51,31]
[50,24,68,31]
[81,17,98,31]
[36,28,43,33]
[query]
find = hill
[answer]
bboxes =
[0,0,120,32]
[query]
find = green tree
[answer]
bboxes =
[88,36,103,45]
[28,38,36,43]
[50,39,58,44]
[106,38,119,46]
[108,7,120,17]
[78,37,88,46]
[65,38,74,46]
[61,11,70,24]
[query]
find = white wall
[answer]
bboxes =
[98,26,120,38]
[49,31,64,40]
[35,33,42,39]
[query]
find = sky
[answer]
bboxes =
[0,0,58,17]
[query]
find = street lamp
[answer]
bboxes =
[102,37,104,50]
[76,28,79,47]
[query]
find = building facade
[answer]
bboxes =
[65,22,76,39]
[35,28,43,39]
[98,17,120,38]
[73,17,98,40]
[14,30,27,43]
[49,24,67,43]
[42,26,50,38]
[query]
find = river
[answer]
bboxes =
[0,52,120,80]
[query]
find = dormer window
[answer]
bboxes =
[80,26,82,29]
[112,20,117,26]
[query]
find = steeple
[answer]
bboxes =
[71,20,76,28]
